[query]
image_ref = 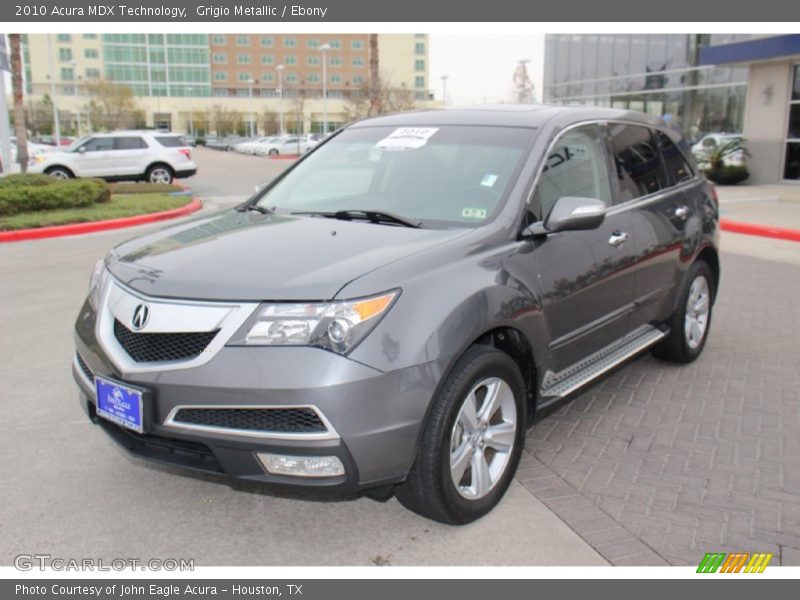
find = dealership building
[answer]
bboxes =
[543,34,800,184]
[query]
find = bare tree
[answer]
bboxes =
[84,79,141,130]
[512,59,535,104]
[9,34,28,171]
[260,109,279,135]
[368,34,380,116]
[343,75,417,122]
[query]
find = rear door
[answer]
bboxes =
[531,123,638,374]
[112,135,150,177]
[622,128,699,329]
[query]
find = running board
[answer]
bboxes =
[540,324,667,399]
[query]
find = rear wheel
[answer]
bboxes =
[268,148,279,157]
[45,166,72,180]
[146,164,174,184]
[652,260,714,363]
[395,346,526,524]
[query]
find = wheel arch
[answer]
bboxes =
[696,245,720,298]
[44,165,74,177]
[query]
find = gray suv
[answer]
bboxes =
[73,106,719,524]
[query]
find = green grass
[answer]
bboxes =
[0,193,191,231]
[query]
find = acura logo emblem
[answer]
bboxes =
[131,304,150,331]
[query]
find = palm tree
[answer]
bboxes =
[9,34,28,172]
[368,34,380,116]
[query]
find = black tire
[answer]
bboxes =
[45,166,72,180]
[268,148,279,157]
[146,164,174,184]
[652,260,715,363]
[395,345,526,524]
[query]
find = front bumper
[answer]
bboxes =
[73,298,447,493]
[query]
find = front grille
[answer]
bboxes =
[172,407,327,434]
[75,352,94,380]
[113,319,218,363]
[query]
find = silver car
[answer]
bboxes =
[73,106,719,523]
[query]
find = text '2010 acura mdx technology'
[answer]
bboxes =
[73,106,719,524]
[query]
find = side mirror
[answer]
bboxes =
[522,197,606,238]
[77,146,87,154]
[545,196,606,233]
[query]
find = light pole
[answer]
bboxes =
[46,34,61,145]
[318,43,331,135]
[276,64,285,136]
[186,86,193,135]
[441,75,449,105]
[70,59,82,136]
[247,78,255,137]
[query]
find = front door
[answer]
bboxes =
[531,124,638,375]
[72,136,115,177]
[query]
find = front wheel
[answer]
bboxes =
[146,164,174,184]
[395,346,526,524]
[268,148,279,157]
[652,260,715,363]
[45,166,72,180]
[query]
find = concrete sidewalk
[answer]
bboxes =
[716,184,800,229]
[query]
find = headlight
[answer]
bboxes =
[241,290,398,354]
[87,258,108,310]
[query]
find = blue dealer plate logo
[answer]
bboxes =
[95,377,144,433]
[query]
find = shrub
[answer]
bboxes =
[0,173,59,188]
[705,166,750,185]
[0,178,111,216]
[108,182,183,194]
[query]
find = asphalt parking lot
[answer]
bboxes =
[1,148,798,566]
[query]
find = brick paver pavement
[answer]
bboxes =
[517,251,800,565]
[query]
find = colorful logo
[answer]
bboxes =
[697,552,772,573]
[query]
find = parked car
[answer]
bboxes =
[180,134,197,147]
[691,133,747,170]
[233,136,274,155]
[73,106,719,524]
[257,134,313,156]
[31,135,75,146]
[29,131,197,183]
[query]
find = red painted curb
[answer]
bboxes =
[720,218,800,243]
[267,155,300,160]
[0,198,202,243]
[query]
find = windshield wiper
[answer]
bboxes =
[291,209,422,228]
[237,204,274,215]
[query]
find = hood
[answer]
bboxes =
[108,209,469,301]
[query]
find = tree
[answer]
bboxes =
[84,79,141,130]
[343,75,417,122]
[210,104,241,136]
[9,34,28,171]
[26,97,55,136]
[368,34,380,116]
[260,109,279,135]
[512,59,535,104]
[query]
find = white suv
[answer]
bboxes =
[30,131,197,184]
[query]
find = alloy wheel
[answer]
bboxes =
[684,275,710,350]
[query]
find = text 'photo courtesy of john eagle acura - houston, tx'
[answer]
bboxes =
[73,105,719,524]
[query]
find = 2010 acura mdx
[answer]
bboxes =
[73,106,719,524]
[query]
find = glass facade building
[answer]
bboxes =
[102,34,212,98]
[543,34,752,142]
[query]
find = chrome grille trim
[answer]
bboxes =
[163,405,340,441]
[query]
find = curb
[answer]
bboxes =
[0,198,202,243]
[267,155,300,160]
[720,218,800,243]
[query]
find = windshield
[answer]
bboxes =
[254,125,535,228]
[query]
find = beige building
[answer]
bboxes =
[20,33,433,136]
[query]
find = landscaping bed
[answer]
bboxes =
[0,174,193,231]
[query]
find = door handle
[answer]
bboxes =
[608,230,629,247]
[673,205,689,220]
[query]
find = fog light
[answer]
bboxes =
[256,453,345,478]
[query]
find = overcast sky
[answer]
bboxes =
[429,34,545,105]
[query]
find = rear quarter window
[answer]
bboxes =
[655,130,695,185]
[156,136,188,148]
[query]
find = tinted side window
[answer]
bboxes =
[80,137,114,152]
[655,130,694,185]
[535,125,612,220]
[114,136,148,150]
[155,136,187,148]
[608,124,667,202]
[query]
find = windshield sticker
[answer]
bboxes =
[462,207,488,220]
[480,174,498,188]
[376,127,439,152]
